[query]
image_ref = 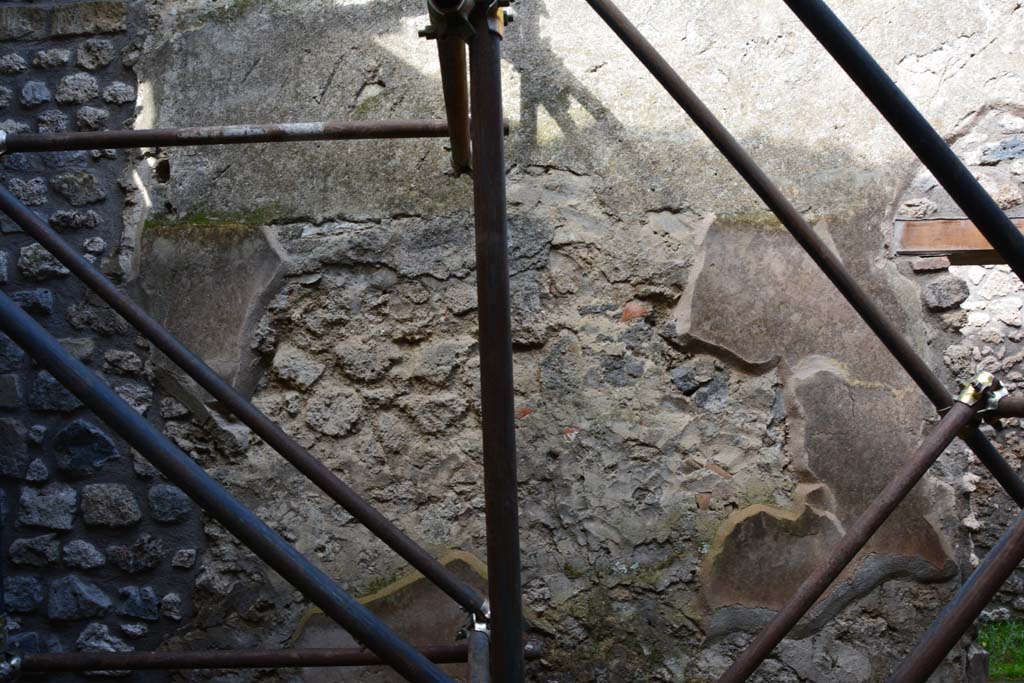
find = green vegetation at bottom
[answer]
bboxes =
[980,620,1024,681]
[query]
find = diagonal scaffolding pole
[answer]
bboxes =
[0,289,450,683]
[781,0,1024,283]
[0,186,486,619]
[718,378,989,683]
[580,0,1024,508]
[467,4,525,681]
[886,506,1024,682]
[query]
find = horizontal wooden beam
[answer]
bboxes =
[895,217,1024,264]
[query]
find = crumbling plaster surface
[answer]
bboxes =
[117,0,1024,680]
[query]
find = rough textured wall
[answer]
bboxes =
[3,0,1024,682]
[0,2,202,680]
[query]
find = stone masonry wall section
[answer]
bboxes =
[0,2,201,680]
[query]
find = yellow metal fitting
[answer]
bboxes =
[957,371,999,406]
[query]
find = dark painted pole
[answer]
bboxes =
[780,0,1024,281]
[0,290,450,683]
[3,119,456,153]
[0,186,486,618]
[467,628,491,683]
[994,396,1024,417]
[435,35,473,173]
[580,0,1024,509]
[887,508,1024,683]
[717,396,983,683]
[467,4,524,682]
[23,646,471,672]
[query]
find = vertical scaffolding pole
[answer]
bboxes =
[467,627,491,683]
[467,4,524,682]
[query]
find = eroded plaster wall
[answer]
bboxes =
[4,0,1024,681]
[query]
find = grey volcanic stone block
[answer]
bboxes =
[0,374,20,408]
[18,483,76,530]
[53,419,120,477]
[9,533,59,566]
[102,81,134,105]
[50,209,101,231]
[0,334,24,373]
[923,275,970,311]
[63,539,105,569]
[48,575,112,620]
[0,417,28,478]
[51,171,106,205]
[148,484,191,523]
[82,483,141,527]
[12,289,55,316]
[5,576,44,613]
[116,586,160,621]
[18,244,69,280]
[25,458,48,482]
[29,371,81,412]
[75,622,132,655]
[77,39,115,70]
[34,49,71,69]
[55,73,99,104]
[171,548,196,569]
[107,534,164,574]
[19,81,50,108]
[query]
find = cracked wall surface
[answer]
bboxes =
[4,0,1024,681]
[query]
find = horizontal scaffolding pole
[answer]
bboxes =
[20,642,541,673]
[994,396,1024,417]
[1,118,508,153]
[0,186,487,619]
[0,289,450,683]
[718,393,983,683]
[581,0,1024,510]
[22,646,470,672]
[887,507,1024,683]
[781,0,1024,285]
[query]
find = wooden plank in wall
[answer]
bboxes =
[895,217,1024,264]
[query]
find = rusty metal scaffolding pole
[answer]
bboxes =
[887,508,1024,683]
[0,289,451,683]
[1,119,456,153]
[0,185,487,619]
[19,643,540,674]
[719,389,986,683]
[423,0,474,175]
[468,4,525,682]
[580,0,1024,510]
[22,646,472,672]
[436,36,472,173]
[781,0,1024,283]
[467,628,491,683]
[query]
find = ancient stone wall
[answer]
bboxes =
[2,1,1024,682]
[0,2,201,681]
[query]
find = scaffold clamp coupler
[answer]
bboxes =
[420,1,476,41]
[957,371,999,407]
[487,0,512,38]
